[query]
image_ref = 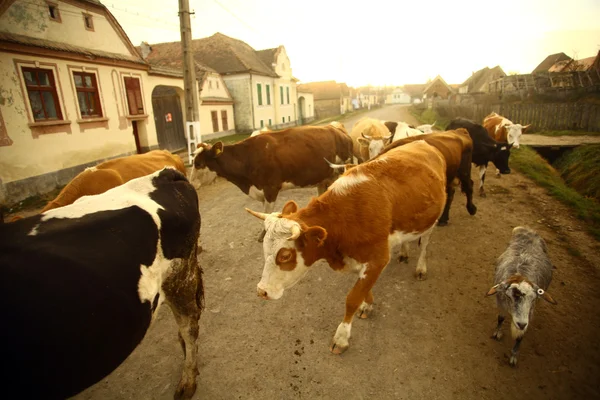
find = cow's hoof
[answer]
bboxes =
[492,330,503,341]
[467,204,477,215]
[415,271,427,281]
[398,255,409,263]
[357,302,373,319]
[174,367,199,400]
[437,220,448,227]
[330,342,349,355]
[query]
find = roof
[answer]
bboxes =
[402,84,426,96]
[0,31,146,64]
[460,66,506,92]
[146,33,278,77]
[256,48,278,70]
[297,81,347,100]
[548,56,597,72]
[532,52,572,73]
[423,75,454,94]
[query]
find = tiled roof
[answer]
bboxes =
[0,31,145,64]
[256,48,277,71]
[532,52,572,73]
[146,33,278,77]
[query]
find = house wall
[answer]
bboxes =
[273,48,296,126]
[297,92,314,120]
[251,74,276,129]
[2,0,132,56]
[314,99,340,119]
[222,74,253,132]
[199,72,235,136]
[425,80,452,99]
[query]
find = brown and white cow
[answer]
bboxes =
[350,117,392,162]
[379,129,477,226]
[483,112,530,149]
[42,150,186,212]
[190,125,353,240]
[246,140,447,354]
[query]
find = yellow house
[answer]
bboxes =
[0,0,230,205]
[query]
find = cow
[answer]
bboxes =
[251,126,271,137]
[391,121,426,141]
[0,168,203,399]
[483,112,530,149]
[486,226,557,366]
[446,118,512,197]
[416,121,437,134]
[41,150,186,212]
[246,140,447,354]
[350,117,393,162]
[380,129,477,226]
[189,125,353,241]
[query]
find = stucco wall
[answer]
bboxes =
[0,52,164,203]
[2,0,132,56]
[297,92,314,120]
[252,75,276,129]
[314,99,340,119]
[222,74,253,132]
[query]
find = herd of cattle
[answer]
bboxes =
[0,112,555,399]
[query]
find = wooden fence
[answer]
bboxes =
[435,102,600,132]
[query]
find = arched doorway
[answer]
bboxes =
[151,85,186,152]
[298,96,306,125]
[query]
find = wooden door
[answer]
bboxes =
[151,87,186,151]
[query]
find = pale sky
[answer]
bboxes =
[108,0,600,86]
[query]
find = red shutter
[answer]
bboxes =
[221,110,228,131]
[211,111,219,132]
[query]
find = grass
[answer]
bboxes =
[509,145,600,241]
[408,106,450,129]
[534,130,600,137]
[554,144,600,201]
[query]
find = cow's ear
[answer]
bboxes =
[304,226,327,247]
[357,137,369,147]
[212,142,224,157]
[282,200,298,215]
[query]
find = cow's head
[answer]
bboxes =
[490,142,513,174]
[188,142,220,187]
[486,275,556,336]
[246,200,327,300]
[357,132,393,160]
[503,124,530,148]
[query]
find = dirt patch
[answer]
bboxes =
[68,155,600,399]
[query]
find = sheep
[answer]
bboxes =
[486,226,557,367]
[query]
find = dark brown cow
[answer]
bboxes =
[379,129,477,226]
[190,125,353,240]
[246,140,447,354]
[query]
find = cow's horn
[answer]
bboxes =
[384,134,392,140]
[245,208,269,220]
[287,224,302,240]
[324,157,346,170]
[192,146,204,157]
[361,132,372,140]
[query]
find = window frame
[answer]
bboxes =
[82,12,94,31]
[266,84,271,105]
[280,86,284,105]
[286,87,290,104]
[21,66,64,122]
[257,83,263,106]
[211,110,219,132]
[46,1,61,23]
[220,110,228,131]
[72,71,103,119]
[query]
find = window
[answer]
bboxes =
[286,87,290,104]
[83,13,94,31]
[266,84,271,105]
[280,86,284,104]
[211,111,219,132]
[257,83,263,106]
[22,67,63,121]
[73,71,102,118]
[221,110,228,131]
[288,116,291,122]
[260,120,264,128]
[282,117,285,123]
[47,2,61,22]
[216,81,219,89]
[123,77,144,115]
[209,80,212,89]
[268,119,272,126]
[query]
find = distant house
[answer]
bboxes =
[458,66,506,94]
[403,84,426,103]
[297,81,351,119]
[146,33,298,132]
[548,54,597,72]
[296,86,315,124]
[423,75,454,99]
[0,0,193,204]
[532,52,572,73]
[386,87,411,104]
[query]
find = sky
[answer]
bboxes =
[108,0,600,87]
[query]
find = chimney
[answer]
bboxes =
[139,41,152,60]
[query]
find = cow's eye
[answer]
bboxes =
[277,248,294,264]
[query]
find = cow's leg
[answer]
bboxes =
[163,248,204,400]
[492,314,505,340]
[398,241,409,263]
[478,165,487,197]
[438,185,455,226]
[331,252,388,354]
[415,226,435,281]
[357,289,374,319]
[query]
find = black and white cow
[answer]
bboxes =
[0,168,203,400]
[446,118,512,197]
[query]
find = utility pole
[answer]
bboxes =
[178,0,200,164]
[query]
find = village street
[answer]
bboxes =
[74,107,600,400]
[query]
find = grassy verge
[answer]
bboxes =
[408,106,450,129]
[554,144,600,201]
[532,130,600,137]
[510,145,600,240]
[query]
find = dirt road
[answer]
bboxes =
[67,107,599,400]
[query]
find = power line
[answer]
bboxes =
[210,0,260,34]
